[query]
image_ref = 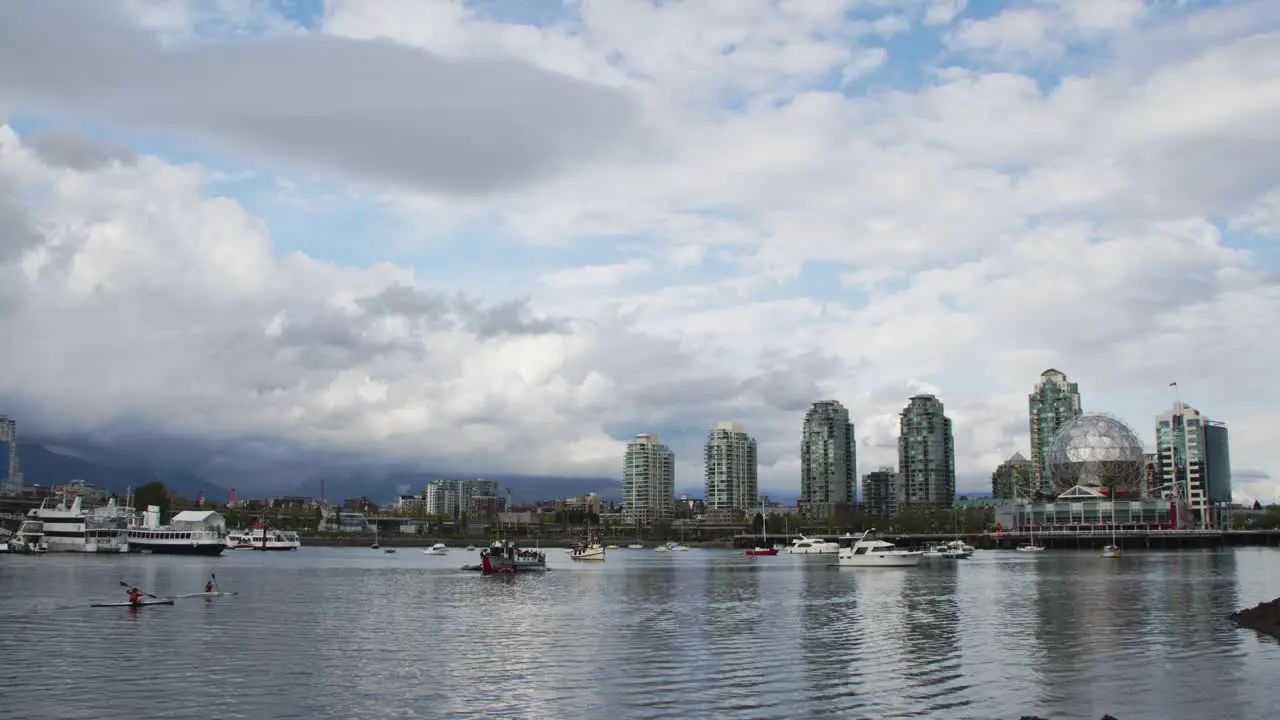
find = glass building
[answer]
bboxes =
[800,401,856,518]
[623,434,675,525]
[703,421,758,512]
[991,451,1033,500]
[897,394,955,510]
[1028,369,1082,497]
[861,467,897,517]
[1156,402,1230,528]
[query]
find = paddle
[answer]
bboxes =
[118,581,159,599]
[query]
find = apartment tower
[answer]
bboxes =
[623,434,675,525]
[1029,369,1082,497]
[704,422,758,512]
[897,394,956,510]
[799,401,856,518]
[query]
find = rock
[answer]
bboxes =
[1229,596,1280,639]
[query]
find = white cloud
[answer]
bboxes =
[0,0,1277,505]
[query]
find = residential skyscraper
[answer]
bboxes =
[897,394,955,510]
[1029,369,1082,496]
[704,421,758,512]
[861,467,897,517]
[991,451,1033,500]
[800,400,856,518]
[623,434,675,525]
[0,416,19,496]
[1157,402,1231,528]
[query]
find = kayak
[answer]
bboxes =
[171,591,238,599]
[90,599,175,607]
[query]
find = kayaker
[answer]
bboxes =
[126,587,143,605]
[203,580,214,593]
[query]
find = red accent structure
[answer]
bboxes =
[745,548,778,556]
[480,552,493,575]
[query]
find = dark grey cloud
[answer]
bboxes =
[29,129,137,171]
[0,1,636,195]
[1234,468,1271,481]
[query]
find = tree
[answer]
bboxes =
[133,481,170,519]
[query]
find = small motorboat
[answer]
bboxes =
[745,547,778,556]
[422,543,448,556]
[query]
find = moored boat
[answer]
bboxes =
[422,543,448,555]
[786,534,840,554]
[10,520,48,554]
[837,530,923,567]
[28,496,129,553]
[476,540,547,575]
[127,506,226,556]
[226,524,302,551]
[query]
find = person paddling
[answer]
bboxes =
[126,587,143,606]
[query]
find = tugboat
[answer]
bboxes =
[473,540,547,575]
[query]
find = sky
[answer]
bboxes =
[0,0,1277,502]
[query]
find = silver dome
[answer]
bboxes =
[1048,413,1145,495]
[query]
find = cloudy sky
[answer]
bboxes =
[0,0,1276,501]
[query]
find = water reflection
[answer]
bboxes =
[798,564,861,717]
[899,564,968,716]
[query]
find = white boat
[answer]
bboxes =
[10,520,48,553]
[836,530,923,567]
[127,506,227,556]
[1101,498,1121,558]
[465,545,476,551]
[422,543,448,555]
[654,543,672,553]
[1016,525,1045,553]
[28,496,130,553]
[627,543,643,549]
[787,534,840,554]
[569,538,606,561]
[226,524,302,551]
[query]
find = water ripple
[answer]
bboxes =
[1,549,1278,719]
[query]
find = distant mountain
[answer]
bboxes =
[289,472,623,505]
[16,442,227,500]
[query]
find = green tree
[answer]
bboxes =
[134,481,171,519]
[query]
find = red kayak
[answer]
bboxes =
[745,547,778,556]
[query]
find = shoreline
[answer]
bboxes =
[297,535,736,549]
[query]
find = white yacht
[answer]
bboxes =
[10,520,48,553]
[787,534,840,554]
[28,496,129,553]
[225,525,302,551]
[127,506,227,555]
[922,539,974,559]
[422,543,448,555]
[837,530,923,567]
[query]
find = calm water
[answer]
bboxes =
[1,547,1277,720]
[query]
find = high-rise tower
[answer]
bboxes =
[800,401,856,518]
[1029,369,1082,496]
[623,434,675,525]
[0,416,20,496]
[897,394,955,509]
[1157,402,1231,529]
[704,422,758,512]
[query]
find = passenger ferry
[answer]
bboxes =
[127,505,227,556]
[27,496,129,553]
[225,524,302,551]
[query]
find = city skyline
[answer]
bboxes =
[0,2,1275,506]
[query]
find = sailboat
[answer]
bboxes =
[1016,522,1045,552]
[1102,495,1121,558]
[745,504,777,556]
[370,523,380,550]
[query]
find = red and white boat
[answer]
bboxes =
[745,546,778,556]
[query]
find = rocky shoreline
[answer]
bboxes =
[1229,596,1280,639]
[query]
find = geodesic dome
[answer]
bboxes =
[1048,413,1145,495]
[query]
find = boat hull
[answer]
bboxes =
[745,548,778,556]
[130,542,226,556]
[90,599,175,608]
[837,553,922,567]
